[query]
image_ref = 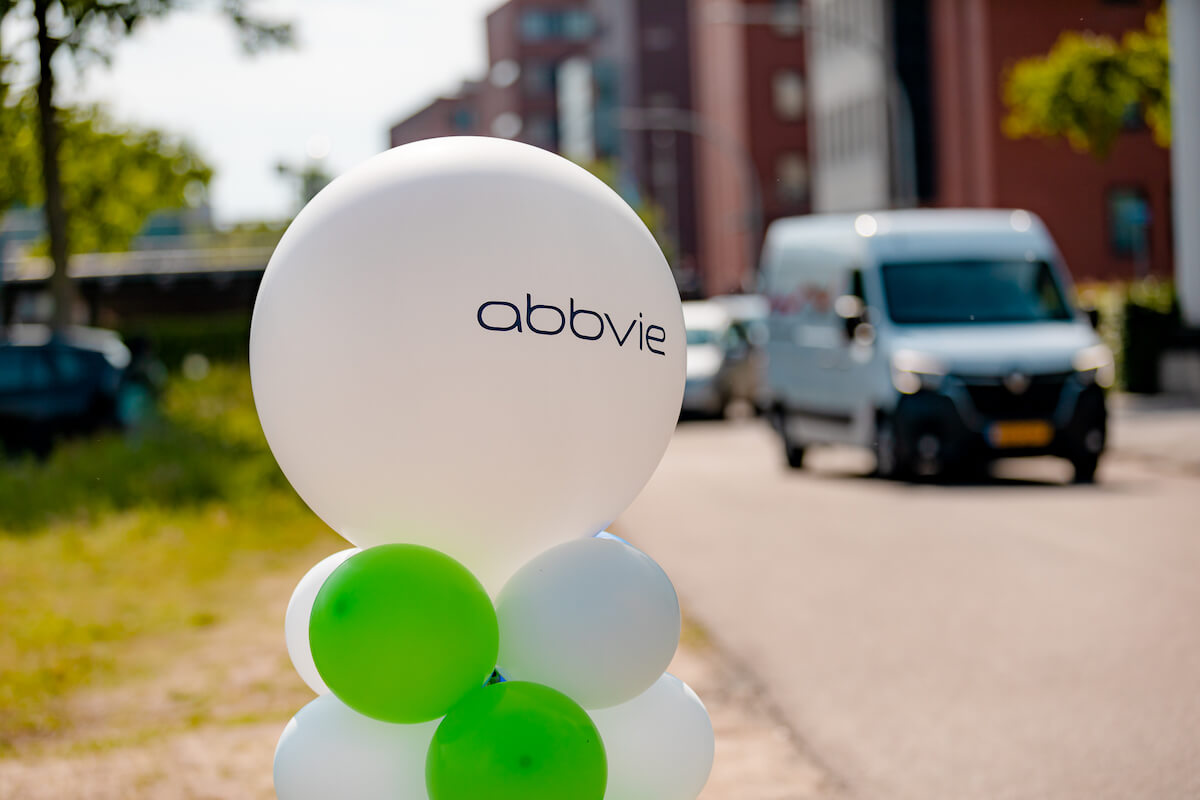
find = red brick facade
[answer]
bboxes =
[931,0,1171,282]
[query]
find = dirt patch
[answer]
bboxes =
[0,548,843,800]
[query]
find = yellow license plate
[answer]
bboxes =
[988,420,1054,448]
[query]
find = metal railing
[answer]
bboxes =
[3,244,275,283]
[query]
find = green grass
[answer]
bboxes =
[0,365,336,750]
[0,366,288,532]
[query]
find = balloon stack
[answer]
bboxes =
[253,137,713,800]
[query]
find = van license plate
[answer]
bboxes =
[988,420,1054,448]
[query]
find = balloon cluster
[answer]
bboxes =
[252,138,713,800]
[276,534,712,800]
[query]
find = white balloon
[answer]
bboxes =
[588,673,715,800]
[284,548,358,695]
[274,694,437,800]
[251,136,685,593]
[496,536,680,708]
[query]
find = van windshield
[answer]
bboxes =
[881,259,1073,324]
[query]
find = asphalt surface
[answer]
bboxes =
[618,405,1200,800]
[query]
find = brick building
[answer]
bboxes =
[691,0,812,295]
[388,0,704,291]
[389,82,489,148]
[389,0,1167,293]
[808,0,1171,283]
[931,0,1171,283]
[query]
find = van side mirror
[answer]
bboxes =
[1085,307,1101,329]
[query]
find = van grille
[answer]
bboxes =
[960,373,1069,420]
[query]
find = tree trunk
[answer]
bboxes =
[34,0,72,333]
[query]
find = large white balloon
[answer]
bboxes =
[496,536,680,708]
[588,673,715,800]
[251,137,685,592]
[284,548,357,695]
[274,694,437,800]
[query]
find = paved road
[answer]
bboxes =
[618,407,1200,800]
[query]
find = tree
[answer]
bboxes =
[276,159,333,212]
[8,0,291,331]
[1,97,212,286]
[11,98,212,253]
[1002,8,1169,159]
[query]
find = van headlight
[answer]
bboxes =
[1072,344,1115,388]
[890,350,946,395]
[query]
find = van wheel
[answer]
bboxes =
[784,440,806,469]
[778,417,806,469]
[874,416,909,480]
[1070,454,1099,484]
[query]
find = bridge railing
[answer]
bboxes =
[2,245,276,283]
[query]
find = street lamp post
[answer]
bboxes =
[617,106,764,291]
[705,0,919,209]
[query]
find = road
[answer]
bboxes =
[617,406,1200,800]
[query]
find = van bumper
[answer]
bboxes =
[890,379,1107,468]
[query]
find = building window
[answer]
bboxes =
[776,152,809,206]
[1107,188,1151,258]
[520,10,551,41]
[1120,101,1146,131]
[772,70,805,121]
[526,114,557,149]
[523,60,556,95]
[449,107,476,132]
[772,0,802,36]
[520,9,594,42]
[562,10,595,40]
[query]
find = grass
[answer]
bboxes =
[0,366,288,532]
[0,365,338,751]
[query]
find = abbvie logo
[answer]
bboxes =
[477,294,667,356]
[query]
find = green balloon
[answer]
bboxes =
[309,544,498,724]
[426,681,607,800]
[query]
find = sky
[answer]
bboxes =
[6,0,502,225]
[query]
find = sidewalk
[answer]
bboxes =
[1109,393,1200,473]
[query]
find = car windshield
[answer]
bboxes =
[881,259,1073,324]
[686,328,720,346]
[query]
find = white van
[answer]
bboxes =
[758,209,1113,482]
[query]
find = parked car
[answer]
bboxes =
[0,324,132,455]
[758,209,1112,482]
[682,300,761,417]
[709,293,769,410]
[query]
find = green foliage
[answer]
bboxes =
[0,107,36,215]
[118,313,252,369]
[35,0,291,59]
[3,0,290,329]
[1122,279,1179,393]
[0,96,213,253]
[277,158,333,210]
[1002,8,1169,158]
[0,366,335,744]
[1076,280,1179,392]
[0,365,284,532]
[57,105,212,253]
